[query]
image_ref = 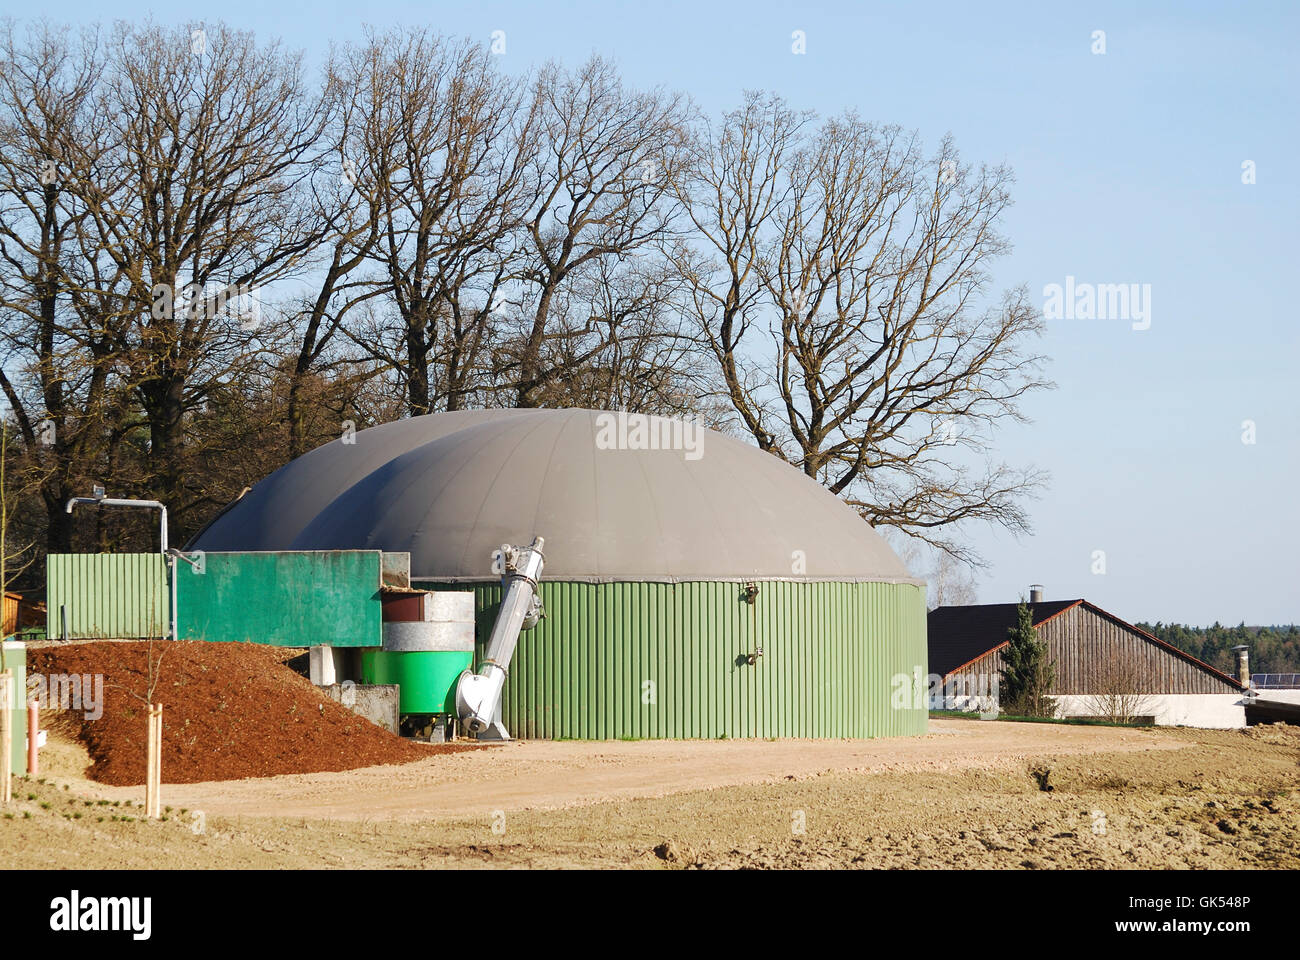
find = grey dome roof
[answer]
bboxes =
[191,409,916,583]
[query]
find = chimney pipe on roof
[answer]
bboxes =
[1029,584,1044,604]
[1231,644,1250,688]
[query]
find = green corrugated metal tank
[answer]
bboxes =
[361,650,471,714]
[192,409,928,740]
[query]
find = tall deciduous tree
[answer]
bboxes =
[676,93,1050,560]
[502,56,692,408]
[73,21,329,535]
[0,21,127,553]
[337,27,535,417]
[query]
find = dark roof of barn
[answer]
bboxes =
[927,600,1081,675]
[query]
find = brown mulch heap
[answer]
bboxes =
[28,641,477,785]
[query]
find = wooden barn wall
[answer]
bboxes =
[1040,606,1236,694]
[944,605,1237,695]
[958,646,1005,684]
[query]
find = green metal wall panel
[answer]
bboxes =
[423,579,928,740]
[176,551,385,647]
[2,641,27,775]
[47,553,168,639]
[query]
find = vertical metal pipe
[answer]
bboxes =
[169,554,177,644]
[1231,645,1250,688]
[455,537,545,738]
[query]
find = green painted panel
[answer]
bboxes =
[176,551,384,647]
[47,553,168,639]
[421,580,928,740]
[2,641,28,775]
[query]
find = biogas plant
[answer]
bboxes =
[171,408,927,741]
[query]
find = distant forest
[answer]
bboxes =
[1138,622,1300,676]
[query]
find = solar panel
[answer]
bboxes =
[1252,673,1300,689]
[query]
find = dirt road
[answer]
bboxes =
[72,719,1180,820]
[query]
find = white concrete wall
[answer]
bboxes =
[1050,693,1246,729]
[1254,689,1300,705]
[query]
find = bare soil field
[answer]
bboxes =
[4,719,1297,869]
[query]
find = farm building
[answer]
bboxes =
[188,408,929,740]
[3,591,45,637]
[1247,674,1300,725]
[928,589,1249,728]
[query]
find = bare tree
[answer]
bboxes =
[0,21,1054,573]
[676,93,1050,561]
[0,415,37,604]
[671,92,812,448]
[499,56,693,408]
[508,251,706,414]
[927,550,978,609]
[1080,651,1157,724]
[892,536,978,609]
[0,20,130,554]
[66,21,330,536]
[274,46,401,458]
[334,28,534,417]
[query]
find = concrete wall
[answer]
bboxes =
[1255,689,1300,705]
[319,682,400,734]
[1051,693,1246,729]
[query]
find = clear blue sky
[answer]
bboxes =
[11,0,1297,626]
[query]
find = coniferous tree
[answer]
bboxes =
[999,601,1056,716]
